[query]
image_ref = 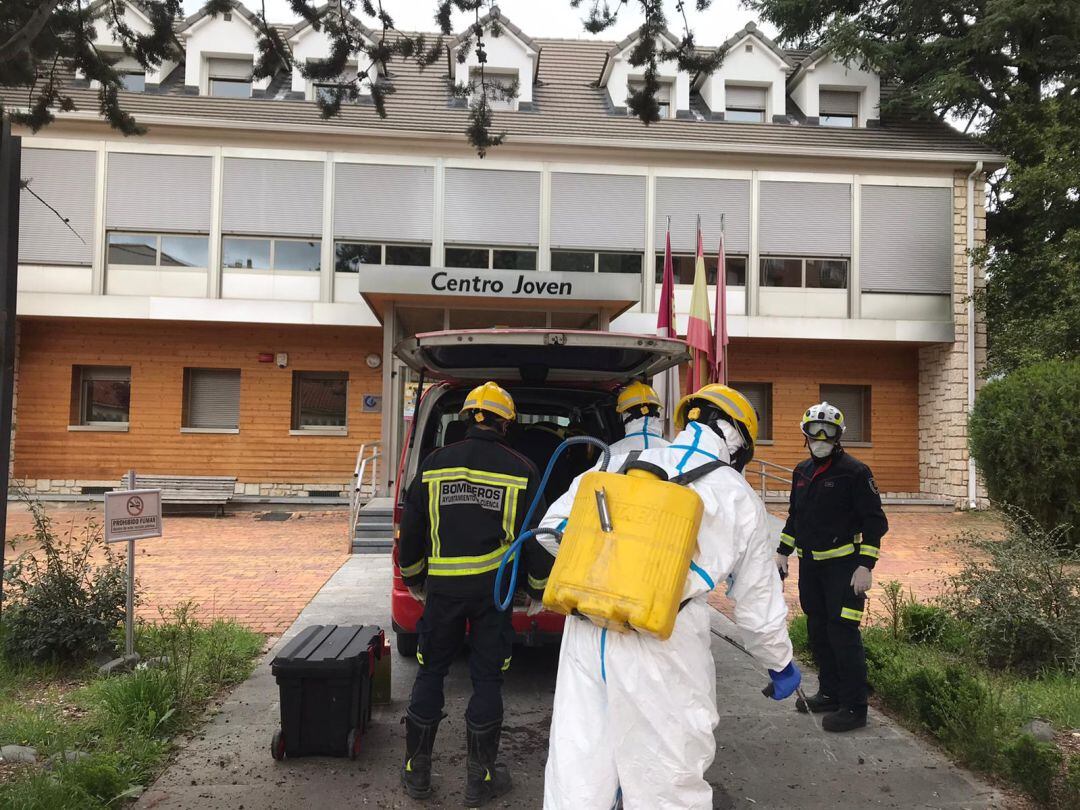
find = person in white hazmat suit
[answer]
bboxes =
[537,384,801,809]
[609,381,669,453]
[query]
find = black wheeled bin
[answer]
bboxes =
[270,624,385,760]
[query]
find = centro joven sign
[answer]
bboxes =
[430,271,572,297]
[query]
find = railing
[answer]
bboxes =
[350,442,382,535]
[745,457,794,500]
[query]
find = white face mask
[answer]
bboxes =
[809,440,835,459]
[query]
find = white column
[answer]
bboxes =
[207,149,224,299]
[850,176,861,318]
[432,158,445,266]
[538,164,551,271]
[642,170,657,314]
[747,169,760,316]
[92,145,107,295]
[320,156,334,302]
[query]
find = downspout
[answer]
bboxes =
[966,160,983,510]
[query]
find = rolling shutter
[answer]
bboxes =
[821,385,868,443]
[334,163,433,243]
[19,149,97,266]
[730,382,771,441]
[222,158,323,237]
[654,177,751,254]
[550,173,646,250]
[819,90,859,115]
[107,153,212,233]
[443,168,540,246]
[186,369,241,429]
[759,181,851,256]
[207,58,252,79]
[726,85,766,109]
[860,185,952,294]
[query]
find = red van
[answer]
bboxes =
[389,328,687,656]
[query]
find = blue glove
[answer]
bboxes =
[767,661,801,701]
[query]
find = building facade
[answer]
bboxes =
[7,3,998,505]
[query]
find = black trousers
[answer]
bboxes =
[798,556,868,709]
[407,591,514,727]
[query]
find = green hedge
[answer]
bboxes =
[969,358,1080,547]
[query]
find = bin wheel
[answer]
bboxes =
[271,729,286,761]
[347,728,361,760]
[396,632,418,658]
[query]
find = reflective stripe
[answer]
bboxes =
[796,548,804,558]
[421,467,528,567]
[428,547,514,577]
[501,656,512,672]
[779,533,796,549]
[600,628,607,683]
[840,607,864,622]
[811,543,856,561]
[689,561,715,590]
[463,397,513,418]
[422,467,529,489]
[528,574,548,590]
[427,475,441,558]
[860,544,880,560]
[416,651,425,665]
[400,558,426,578]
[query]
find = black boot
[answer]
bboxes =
[401,712,441,799]
[822,706,868,733]
[795,691,840,714]
[464,718,512,808]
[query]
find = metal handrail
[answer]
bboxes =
[744,458,795,500]
[350,442,382,534]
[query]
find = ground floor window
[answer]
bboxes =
[334,241,431,271]
[553,251,643,274]
[445,246,537,271]
[654,253,747,286]
[72,366,130,427]
[760,257,848,289]
[222,237,320,272]
[183,368,241,431]
[730,381,772,441]
[820,384,871,442]
[292,371,348,432]
[107,232,209,268]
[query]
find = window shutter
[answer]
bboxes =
[550,173,646,250]
[654,177,751,254]
[726,85,766,109]
[443,169,540,246]
[82,366,130,381]
[731,382,771,441]
[819,90,859,115]
[334,163,434,243]
[19,149,97,266]
[759,181,851,256]
[222,158,323,237]
[107,153,212,233]
[821,385,867,442]
[860,185,952,294]
[207,58,253,79]
[187,369,240,429]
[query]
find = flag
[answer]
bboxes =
[712,220,729,384]
[657,227,675,339]
[686,219,713,393]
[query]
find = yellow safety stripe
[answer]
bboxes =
[795,548,803,558]
[860,544,880,559]
[503,480,519,546]
[416,651,425,665]
[811,544,856,561]
[427,476,441,559]
[840,607,864,622]
[779,533,796,549]
[422,467,529,489]
[428,547,515,577]
[464,397,513,418]
[501,656,512,672]
[528,575,548,591]
[400,558,426,578]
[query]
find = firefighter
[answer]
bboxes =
[608,380,668,453]
[398,381,551,805]
[775,401,889,733]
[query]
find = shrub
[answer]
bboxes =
[969,358,1080,548]
[1003,734,1062,804]
[902,602,951,646]
[943,510,1080,674]
[2,495,128,664]
[93,668,176,737]
[1062,755,1080,808]
[787,614,809,656]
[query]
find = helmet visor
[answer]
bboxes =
[803,420,841,441]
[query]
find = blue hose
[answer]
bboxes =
[494,436,611,611]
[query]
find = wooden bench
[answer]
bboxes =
[117,474,236,515]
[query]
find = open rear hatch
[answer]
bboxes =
[393,329,688,385]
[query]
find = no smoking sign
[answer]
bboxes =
[105,488,163,543]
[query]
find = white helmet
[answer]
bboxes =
[800,401,845,441]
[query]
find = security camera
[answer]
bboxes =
[275,352,288,369]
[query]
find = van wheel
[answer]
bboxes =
[396,632,418,658]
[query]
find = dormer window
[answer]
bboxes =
[207,58,253,98]
[628,79,672,119]
[820,90,859,127]
[470,68,518,111]
[725,84,766,122]
[119,71,146,92]
[210,78,252,98]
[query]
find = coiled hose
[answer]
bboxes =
[494,436,612,612]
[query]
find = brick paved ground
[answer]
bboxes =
[708,507,1005,622]
[4,504,349,634]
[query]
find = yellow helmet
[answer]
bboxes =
[461,381,516,423]
[675,383,759,451]
[616,381,661,416]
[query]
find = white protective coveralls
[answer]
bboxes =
[607,414,669,454]
[539,420,793,810]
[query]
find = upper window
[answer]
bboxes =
[72,366,130,427]
[222,238,320,272]
[760,257,848,289]
[469,68,518,111]
[730,381,772,441]
[446,246,536,271]
[292,371,348,432]
[334,242,431,272]
[210,78,252,98]
[120,72,146,92]
[820,384,871,443]
[553,251,642,275]
[183,368,241,431]
[725,84,766,123]
[628,80,671,119]
[654,254,747,286]
[107,233,209,268]
[820,89,859,127]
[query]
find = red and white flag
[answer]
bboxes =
[657,228,676,339]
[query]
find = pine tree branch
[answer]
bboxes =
[20,179,87,244]
[0,0,64,65]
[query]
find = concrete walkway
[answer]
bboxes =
[139,556,1009,809]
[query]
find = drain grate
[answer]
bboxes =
[257,512,293,522]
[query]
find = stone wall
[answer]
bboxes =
[917,171,989,506]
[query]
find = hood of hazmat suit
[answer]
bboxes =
[607,414,669,455]
[538,421,793,810]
